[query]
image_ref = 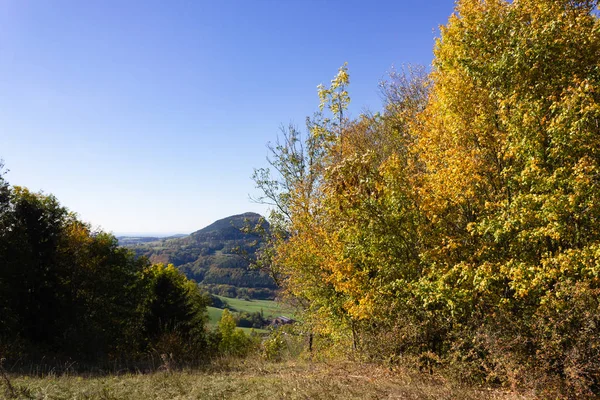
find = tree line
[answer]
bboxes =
[253,0,600,396]
[0,162,211,368]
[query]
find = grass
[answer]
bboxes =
[215,295,294,318]
[238,326,267,334]
[5,359,537,400]
[207,306,224,326]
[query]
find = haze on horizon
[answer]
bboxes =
[0,0,456,234]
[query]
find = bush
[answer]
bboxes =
[217,309,259,357]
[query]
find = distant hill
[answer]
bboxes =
[123,213,276,299]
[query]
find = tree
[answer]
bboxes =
[0,184,148,361]
[0,173,210,364]
[254,1,600,393]
[253,65,429,350]
[141,263,208,344]
[414,0,600,391]
[217,309,253,356]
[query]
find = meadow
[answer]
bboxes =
[207,295,294,330]
[214,296,293,318]
[3,359,535,400]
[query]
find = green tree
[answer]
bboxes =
[141,263,208,345]
[56,222,148,358]
[0,173,209,364]
[1,187,69,348]
[0,184,149,361]
[217,309,253,356]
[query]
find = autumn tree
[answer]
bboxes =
[253,64,430,351]
[414,0,600,392]
[255,0,600,394]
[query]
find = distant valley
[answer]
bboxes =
[116,233,188,246]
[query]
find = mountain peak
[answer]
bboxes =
[191,212,264,236]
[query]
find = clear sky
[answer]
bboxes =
[0,0,456,235]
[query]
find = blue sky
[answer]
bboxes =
[0,0,456,235]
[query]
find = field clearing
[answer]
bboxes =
[214,295,294,317]
[5,359,537,400]
[207,295,293,333]
[207,295,294,326]
[207,306,224,325]
[206,307,268,334]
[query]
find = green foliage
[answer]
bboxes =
[141,264,209,352]
[234,311,267,329]
[217,309,257,356]
[0,179,211,366]
[262,330,286,361]
[0,185,145,360]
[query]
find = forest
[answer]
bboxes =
[1,0,599,398]
[0,170,213,366]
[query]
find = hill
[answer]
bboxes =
[124,213,276,299]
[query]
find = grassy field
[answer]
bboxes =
[206,307,267,334]
[207,295,293,333]
[207,306,224,326]
[4,359,537,400]
[214,295,294,318]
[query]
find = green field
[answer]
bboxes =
[207,296,294,333]
[215,295,294,317]
[207,306,225,326]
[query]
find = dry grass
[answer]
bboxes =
[5,358,538,400]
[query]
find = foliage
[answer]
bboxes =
[261,325,305,361]
[217,309,257,356]
[0,179,210,366]
[141,263,210,359]
[262,329,286,361]
[235,311,268,329]
[253,1,600,396]
[0,185,143,361]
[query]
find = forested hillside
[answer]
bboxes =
[124,213,277,299]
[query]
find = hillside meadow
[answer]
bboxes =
[206,295,294,333]
[208,296,294,321]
